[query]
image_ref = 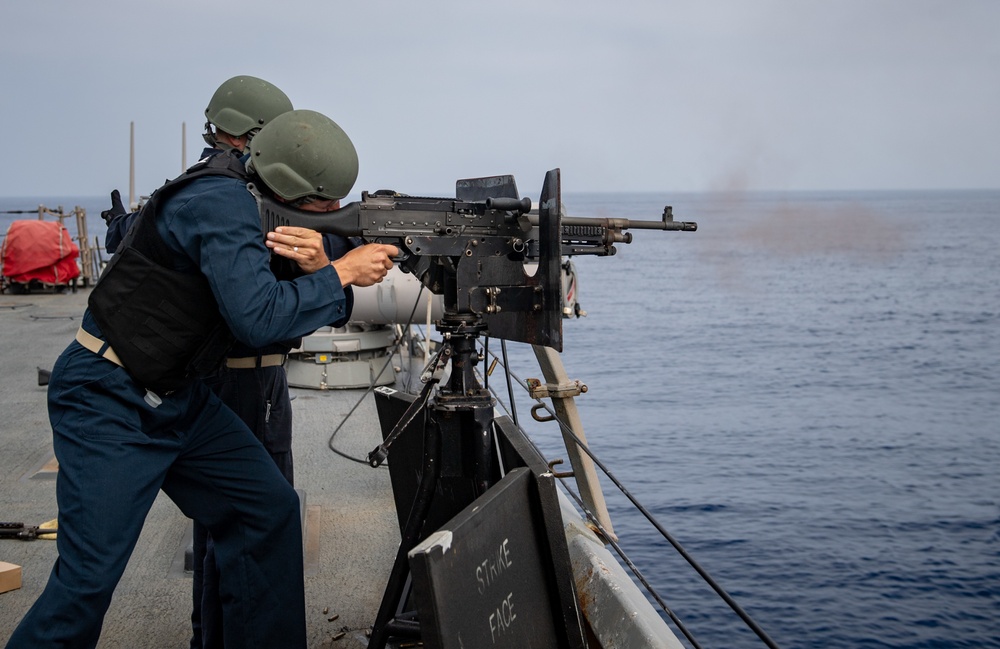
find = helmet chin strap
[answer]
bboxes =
[204,123,248,152]
[247,182,295,246]
[202,121,218,148]
[246,182,269,243]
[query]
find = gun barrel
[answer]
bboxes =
[558,216,697,231]
[528,214,697,232]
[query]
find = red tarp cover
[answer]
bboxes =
[1,220,80,285]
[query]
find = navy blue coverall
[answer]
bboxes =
[5,171,351,649]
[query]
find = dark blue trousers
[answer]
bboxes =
[5,342,306,649]
[192,363,295,649]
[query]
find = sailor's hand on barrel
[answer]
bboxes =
[332,244,399,288]
[266,226,329,274]
[101,189,126,225]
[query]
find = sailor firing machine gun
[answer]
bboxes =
[253,168,696,649]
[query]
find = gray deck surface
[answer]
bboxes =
[0,288,400,648]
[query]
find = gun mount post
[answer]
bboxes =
[367,311,505,648]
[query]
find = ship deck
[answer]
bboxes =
[0,287,398,648]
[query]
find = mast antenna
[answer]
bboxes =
[129,121,136,210]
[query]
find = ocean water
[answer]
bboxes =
[501,189,1000,649]
[3,190,997,648]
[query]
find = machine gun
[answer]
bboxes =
[252,168,695,352]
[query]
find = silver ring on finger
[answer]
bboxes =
[293,246,299,252]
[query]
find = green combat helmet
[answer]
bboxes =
[204,75,293,142]
[247,109,359,202]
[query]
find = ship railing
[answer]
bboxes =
[482,340,783,649]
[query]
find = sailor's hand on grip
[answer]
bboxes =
[332,243,399,287]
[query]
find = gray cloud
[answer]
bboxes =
[1,0,997,198]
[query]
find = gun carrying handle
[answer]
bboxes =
[485,196,533,214]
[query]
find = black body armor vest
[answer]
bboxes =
[88,152,249,392]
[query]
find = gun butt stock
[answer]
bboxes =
[258,194,364,238]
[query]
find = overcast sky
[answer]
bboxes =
[1,1,997,200]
